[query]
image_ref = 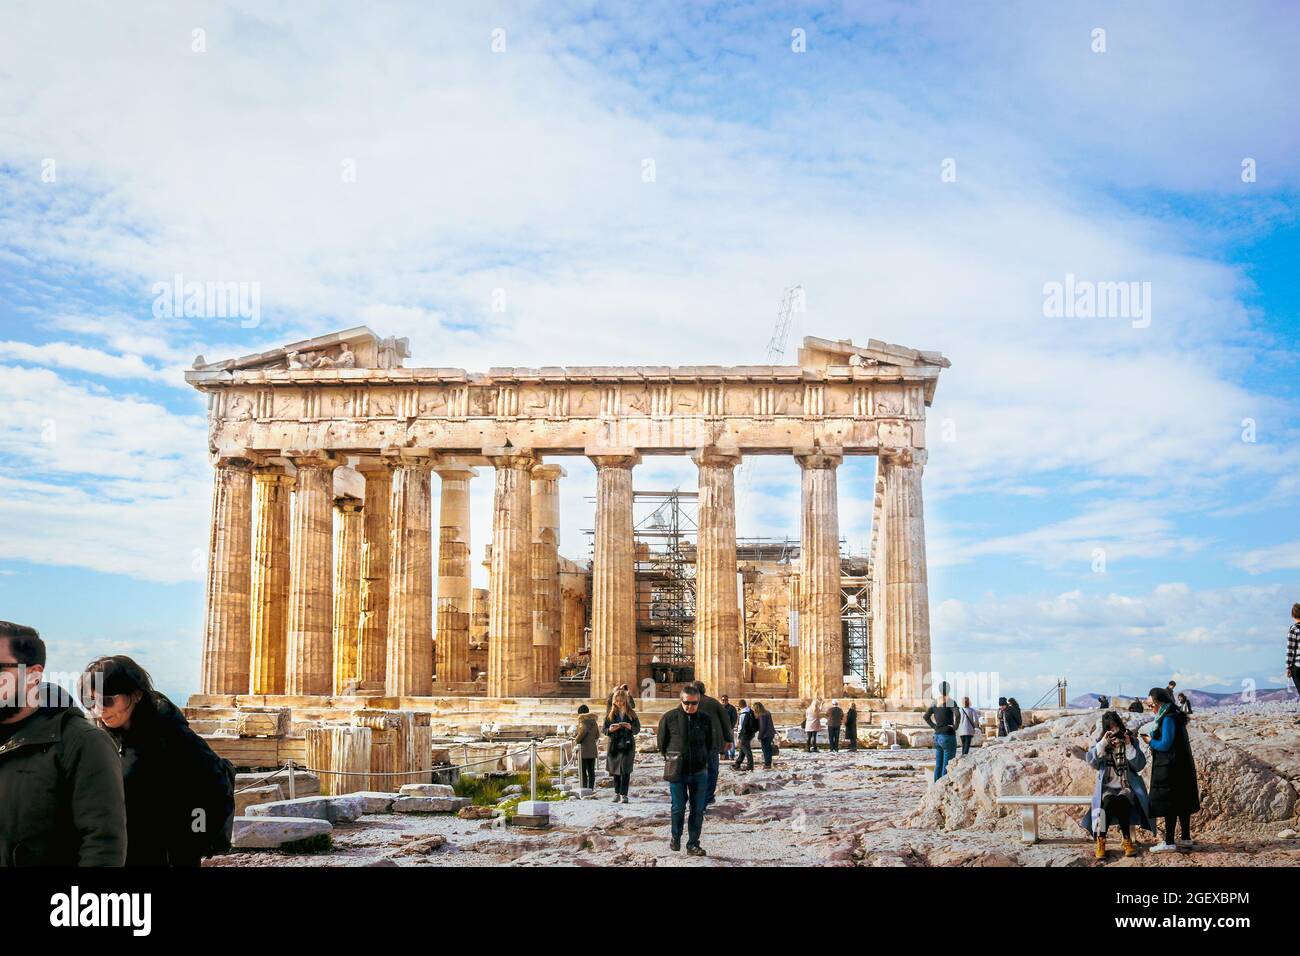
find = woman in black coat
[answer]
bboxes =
[1141,686,1201,853]
[82,656,235,867]
[602,690,640,804]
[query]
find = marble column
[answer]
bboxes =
[588,452,639,697]
[356,464,392,689]
[559,569,587,660]
[487,450,537,697]
[201,457,253,695]
[434,465,475,685]
[530,464,565,686]
[331,495,364,695]
[883,449,931,702]
[285,453,339,696]
[249,467,292,695]
[693,447,742,697]
[869,470,888,695]
[795,447,844,701]
[386,454,434,697]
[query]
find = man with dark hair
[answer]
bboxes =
[656,684,715,855]
[689,680,733,807]
[0,621,126,866]
[720,694,737,760]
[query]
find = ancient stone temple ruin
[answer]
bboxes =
[186,327,949,737]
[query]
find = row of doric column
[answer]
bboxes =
[201,444,931,702]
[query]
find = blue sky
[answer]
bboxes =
[1,1,1297,704]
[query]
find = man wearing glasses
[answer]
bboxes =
[0,621,126,866]
[656,685,716,856]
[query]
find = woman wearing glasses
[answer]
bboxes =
[81,656,234,867]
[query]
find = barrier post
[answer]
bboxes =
[287,759,296,800]
[530,739,538,802]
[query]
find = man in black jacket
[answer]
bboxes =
[690,681,733,807]
[657,685,715,855]
[0,622,127,866]
[720,695,738,761]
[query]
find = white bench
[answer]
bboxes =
[997,795,1091,843]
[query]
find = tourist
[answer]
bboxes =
[721,695,738,761]
[606,683,636,712]
[573,704,599,790]
[754,701,777,768]
[1097,695,1110,709]
[845,701,859,751]
[997,697,1009,736]
[81,655,235,866]
[1127,699,1145,713]
[1287,602,1300,699]
[656,684,716,855]
[826,699,845,752]
[689,681,732,806]
[1176,693,1194,717]
[602,688,640,803]
[0,622,126,866]
[733,699,757,771]
[804,698,823,752]
[923,681,960,780]
[1142,687,1201,853]
[1005,697,1024,734]
[957,696,980,755]
[1080,710,1154,858]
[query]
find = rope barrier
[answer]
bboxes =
[301,745,533,778]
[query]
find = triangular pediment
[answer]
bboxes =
[191,327,410,371]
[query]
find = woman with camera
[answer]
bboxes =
[1080,710,1154,859]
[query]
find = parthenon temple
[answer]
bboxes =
[186,327,949,731]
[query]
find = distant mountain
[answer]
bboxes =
[1069,687,1294,710]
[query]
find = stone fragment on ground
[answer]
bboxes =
[233,816,333,849]
[245,794,368,824]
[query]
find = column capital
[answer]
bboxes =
[332,494,364,514]
[485,447,539,470]
[587,450,641,469]
[692,446,742,469]
[284,449,341,470]
[532,463,567,482]
[214,455,256,471]
[434,464,479,482]
[794,446,843,469]
[380,447,435,469]
[879,447,927,467]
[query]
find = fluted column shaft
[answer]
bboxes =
[435,466,474,684]
[559,573,587,659]
[386,457,434,697]
[285,454,338,695]
[357,466,392,688]
[883,450,931,701]
[693,448,742,697]
[796,449,844,701]
[530,464,565,685]
[589,453,639,696]
[249,468,292,694]
[201,457,253,695]
[332,496,364,695]
[487,451,537,697]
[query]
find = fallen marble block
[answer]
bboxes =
[392,796,470,813]
[233,816,333,849]
[399,783,456,798]
[244,794,366,824]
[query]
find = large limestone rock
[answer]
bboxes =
[907,711,1300,838]
[233,816,332,849]
[245,794,368,824]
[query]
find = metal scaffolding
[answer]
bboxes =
[840,577,874,690]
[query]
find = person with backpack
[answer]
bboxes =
[1142,686,1201,853]
[923,682,960,780]
[826,699,845,752]
[754,701,777,768]
[602,689,640,803]
[573,704,599,790]
[957,696,980,755]
[733,699,758,771]
[81,655,234,866]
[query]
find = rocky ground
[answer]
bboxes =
[211,702,1300,867]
